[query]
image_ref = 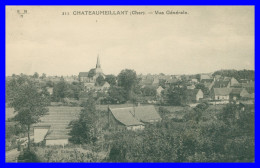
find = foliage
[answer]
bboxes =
[195,83,209,96]
[11,80,49,150]
[52,79,83,101]
[33,72,39,79]
[213,69,254,81]
[88,68,96,78]
[96,75,105,86]
[141,86,156,97]
[184,102,209,123]
[34,146,106,162]
[106,86,127,104]
[105,74,117,86]
[69,95,99,144]
[117,69,139,99]
[162,86,191,106]
[105,103,254,162]
[17,149,41,162]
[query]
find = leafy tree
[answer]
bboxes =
[117,69,138,99]
[18,150,41,162]
[159,79,166,88]
[184,102,209,123]
[218,103,239,126]
[40,73,46,79]
[141,86,156,97]
[95,75,105,86]
[88,68,96,78]
[213,69,254,81]
[46,80,54,87]
[107,86,127,104]
[33,72,39,79]
[52,79,74,101]
[105,74,117,86]
[162,86,188,105]
[195,83,209,96]
[11,81,49,150]
[69,95,98,144]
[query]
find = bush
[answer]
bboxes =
[18,149,41,162]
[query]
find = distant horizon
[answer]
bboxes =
[5,67,255,77]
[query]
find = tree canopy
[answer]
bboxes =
[11,80,49,150]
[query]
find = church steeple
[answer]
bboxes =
[96,55,101,68]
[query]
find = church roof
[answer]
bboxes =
[79,72,88,77]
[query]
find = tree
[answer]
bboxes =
[52,79,73,101]
[40,73,46,79]
[69,95,98,144]
[117,69,138,99]
[195,83,209,96]
[141,86,156,97]
[107,86,127,104]
[88,68,96,78]
[218,103,239,126]
[105,74,117,86]
[11,81,49,150]
[33,72,39,79]
[95,75,105,86]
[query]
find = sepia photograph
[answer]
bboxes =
[5,6,254,163]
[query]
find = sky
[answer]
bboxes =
[6,6,254,76]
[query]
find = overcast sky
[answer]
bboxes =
[6,6,254,76]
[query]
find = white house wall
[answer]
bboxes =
[34,128,49,143]
[46,139,68,146]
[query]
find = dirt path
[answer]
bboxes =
[6,149,20,163]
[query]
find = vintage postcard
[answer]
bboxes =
[5,6,254,162]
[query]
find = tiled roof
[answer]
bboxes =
[213,88,232,96]
[34,106,81,141]
[109,105,161,125]
[109,107,144,126]
[79,72,89,77]
[134,105,161,123]
[213,80,230,88]
[230,88,244,95]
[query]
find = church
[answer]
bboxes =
[78,56,109,91]
[78,55,105,83]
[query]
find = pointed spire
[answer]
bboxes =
[96,55,101,68]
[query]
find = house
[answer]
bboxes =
[242,81,254,94]
[191,78,198,83]
[33,125,51,143]
[108,105,161,131]
[84,82,95,91]
[79,55,105,83]
[230,88,249,101]
[211,88,232,101]
[230,77,240,87]
[46,87,53,95]
[213,80,230,88]
[101,81,110,90]
[187,89,204,102]
[33,106,81,146]
[108,107,145,131]
[156,86,164,96]
[200,74,212,81]
[213,75,222,81]
[165,78,178,85]
[204,81,215,91]
[187,84,196,90]
[78,72,90,82]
